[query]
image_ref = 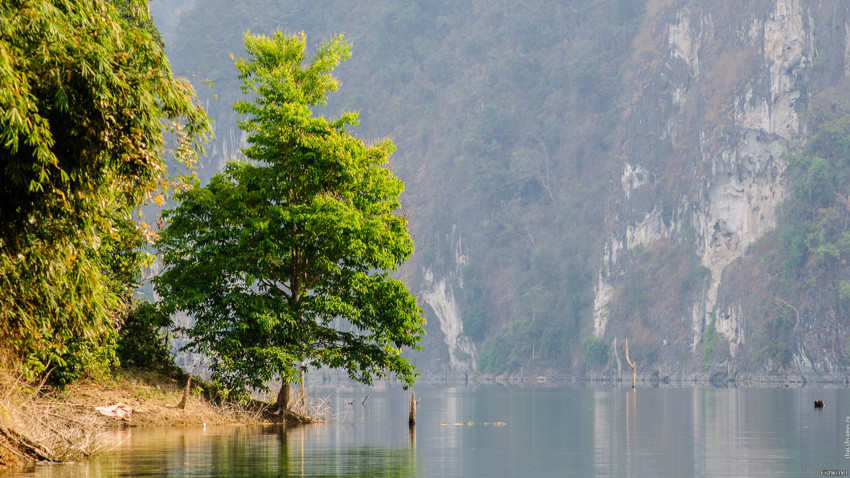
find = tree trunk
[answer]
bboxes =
[276,383,290,412]
[177,376,191,409]
[299,368,305,408]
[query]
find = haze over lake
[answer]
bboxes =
[7,385,847,478]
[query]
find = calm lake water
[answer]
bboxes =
[5,385,849,477]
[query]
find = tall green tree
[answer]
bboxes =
[154,32,425,395]
[0,0,209,381]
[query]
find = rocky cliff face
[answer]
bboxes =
[592,0,850,379]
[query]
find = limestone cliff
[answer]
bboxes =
[592,0,850,380]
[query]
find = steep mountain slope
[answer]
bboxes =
[152,0,850,381]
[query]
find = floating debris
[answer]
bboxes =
[95,403,134,421]
[438,420,506,427]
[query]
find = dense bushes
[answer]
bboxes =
[701,315,719,371]
[117,302,174,370]
[780,116,850,284]
[582,336,609,366]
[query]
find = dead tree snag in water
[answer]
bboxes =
[625,339,636,388]
[408,392,417,426]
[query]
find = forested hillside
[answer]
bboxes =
[152,0,850,381]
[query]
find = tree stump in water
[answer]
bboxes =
[408,392,416,426]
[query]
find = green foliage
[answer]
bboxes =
[754,314,794,370]
[49,331,119,387]
[112,0,165,48]
[474,311,575,375]
[117,301,174,369]
[609,241,709,330]
[780,115,850,281]
[155,32,425,394]
[460,265,488,343]
[477,337,512,375]
[582,336,609,366]
[840,280,850,304]
[844,337,850,366]
[0,0,209,381]
[701,314,719,371]
[461,301,489,344]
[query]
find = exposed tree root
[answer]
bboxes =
[0,425,54,467]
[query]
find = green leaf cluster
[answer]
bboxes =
[582,336,609,366]
[701,314,719,372]
[477,337,512,375]
[475,313,574,375]
[0,0,209,381]
[780,116,850,281]
[155,32,425,394]
[753,314,794,371]
[117,301,175,370]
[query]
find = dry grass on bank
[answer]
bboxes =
[57,369,267,427]
[0,368,267,470]
[0,366,336,470]
[0,371,106,468]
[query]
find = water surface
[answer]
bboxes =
[6,386,848,477]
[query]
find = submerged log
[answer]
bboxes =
[283,409,313,424]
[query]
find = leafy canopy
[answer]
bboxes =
[155,32,425,393]
[0,0,209,381]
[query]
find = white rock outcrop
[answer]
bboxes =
[420,226,476,374]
